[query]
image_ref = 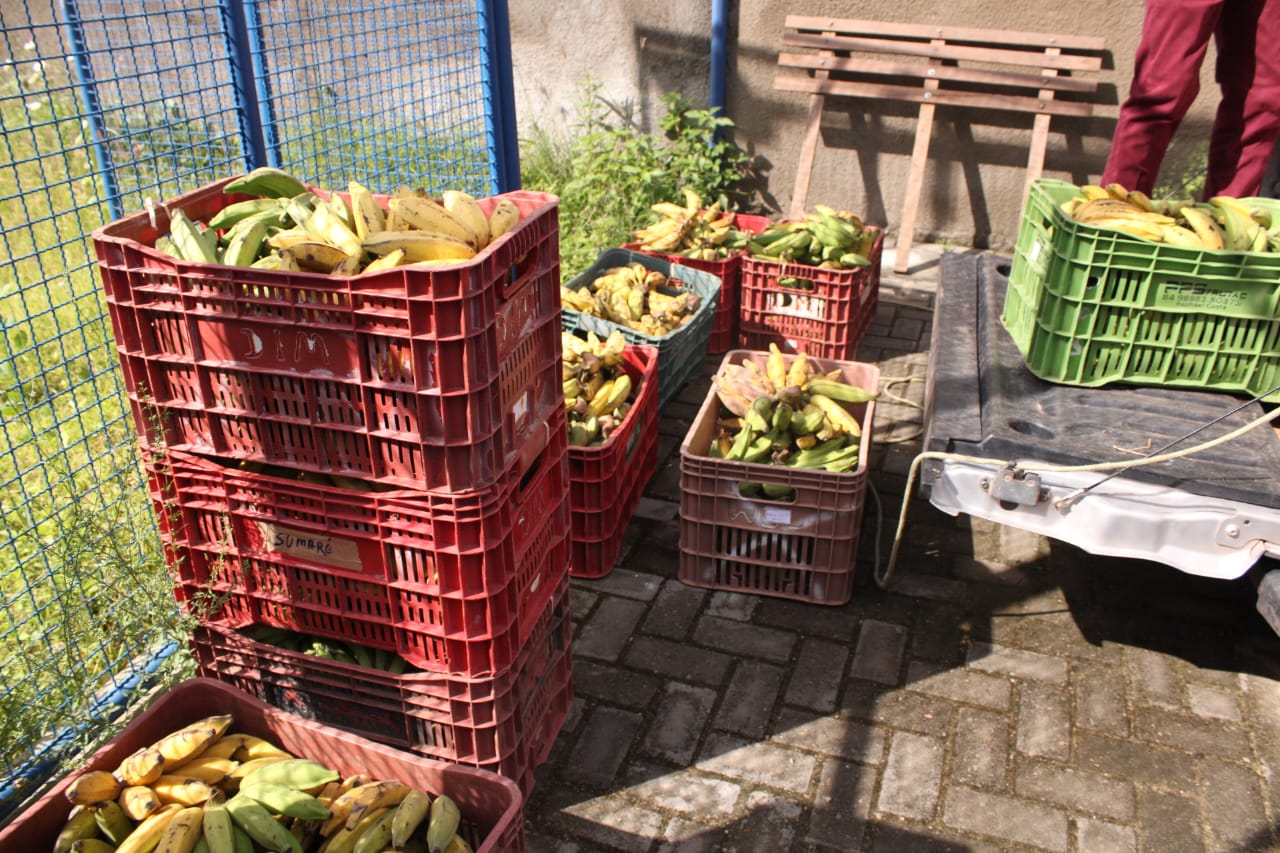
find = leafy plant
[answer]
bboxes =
[520,79,757,278]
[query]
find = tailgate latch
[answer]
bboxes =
[981,464,1046,508]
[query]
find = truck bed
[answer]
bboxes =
[920,252,1280,580]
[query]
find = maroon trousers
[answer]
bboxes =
[1102,0,1280,198]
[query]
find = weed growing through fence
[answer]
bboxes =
[520,79,757,278]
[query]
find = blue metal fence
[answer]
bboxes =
[0,0,516,823]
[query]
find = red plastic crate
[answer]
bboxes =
[568,345,660,578]
[0,678,526,852]
[193,573,572,796]
[625,212,771,355]
[678,350,879,605]
[737,227,884,360]
[147,419,570,676]
[95,177,563,492]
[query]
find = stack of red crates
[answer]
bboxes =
[92,177,573,795]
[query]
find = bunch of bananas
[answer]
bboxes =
[709,346,877,500]
[156,166,522,274]
[560,262,702,337]
[562,330,638,447]
[1060,183,1280,252]
[631,188,749,260]
[745,205,876,276]
[241,625,415,674]
[54,713,473,853]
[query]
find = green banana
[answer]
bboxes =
[220,214,272,268]
[93,799,136,844]
[202,792,236,853]
[239,780,331,820]
[804,378,877,404]
[744,396,774,432]
[390,789,432,849]
[224,167,310,199]
[237,758,339,794]
[208,197,286,231]
[55,808,101,853]
[425,794,461,853]
[168,208,219,264]
[225,793,303,853]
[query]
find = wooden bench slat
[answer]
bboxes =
[777,52,1101,93]
[783,32,1104,72]
[784,15,1107,52]
[774,76,1098,117]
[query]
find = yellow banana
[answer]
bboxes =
[158,715,233,770]
[116,746,166,787]
[153,804,204,853]
[347,180,385,242]
[280,241,350,273]
[390,789,432,850]
[360,247,405,274]
[808,393,862,437]
[388,196,480,248]
[1159,224,1204,247]
[361,230,476,263]
[486,198,520,241]
[342,779,412,832]
[152,775,216,806]
[114,803,183,853]
[303,202,362,258]
[1181,206,1226,250]
[66,770,124,806]
[442,190,491,249]
[766,345,787,391]
[425,794,461,853]
[118,784,164,821]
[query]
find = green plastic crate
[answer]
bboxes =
[562,248,722,407]
[1003,179,1280,400]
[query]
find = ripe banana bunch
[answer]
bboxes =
[1059,182,1280,252]
[156,166,523,275]
[56,713,475,853]
[561,262,702,337]
[708,345,877,497]
[632,188,749,260]
[562,330,638,446]
[242,624,414,674]
[745,205,876,273]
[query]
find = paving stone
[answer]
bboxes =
[1134,705,1252,759]
[1075,818,1138,853]
[885,571,968,603]
[557,794,666,852]
[566,705,643,789]
[717,659,784,738]
[643,681,717,764]
[696,732,817,795]
[951,706,1009,789]
[966,640,1069,685]
[1126,646,1183,710]
[707,590,758,621]
[840,681,953,737]
[692,614,796,662]
[642,580,706,639]
[1136,789,1205,853]
[624,636,734,685]
[722,791,803,852]
[582,568,664,600]
[633,495,679,521]
[806,758,875,850]
[868,820,1003,852]
[1197,756,1271,850]
[569,584,599,623]
[1073,660,1130,736]
[909,601,969,666]
[626,765,741,817]
[571,658,662,708]
[1074,731,1199,790]
[850,618,908,685]
[953,555,1034,586]
[1015,681,1071,761]
[941,785,1070,852]
[772,707,887,765]
[1185,682,1242,722]
[573,596,647,661]
[785,636,848,712]
[657,817,727,852]
[1014,757,1135,820]
[876,731,945,820]
[906,659,1013,710]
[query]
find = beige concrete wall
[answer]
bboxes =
[509,1,1223,252]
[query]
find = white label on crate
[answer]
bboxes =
[256,521,362,571]
[765,291,827,321]
[512,393,529,428]
[1029,237,1043,263]
[762,506,793,526]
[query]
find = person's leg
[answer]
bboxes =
[1205,0,1280,197]
[1102,0,1223,193]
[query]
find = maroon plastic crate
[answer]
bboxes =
[193,573,572,797]
[625,212,771,355]
[737,227,884,360]
[95,177,563,492]
[147,417,570,676]
[0,678,526,852]
[568,345,660,578]
[678,350,879,605]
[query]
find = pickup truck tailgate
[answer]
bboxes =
[921,252,1280,580]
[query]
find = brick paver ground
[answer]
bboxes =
[524,264,1280,852]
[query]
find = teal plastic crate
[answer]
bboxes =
[562,248,722,407]
[1003,179,1280,400]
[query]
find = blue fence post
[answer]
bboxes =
[478,0,520,193]
[60,0,122,221]
[217,0,272,169]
